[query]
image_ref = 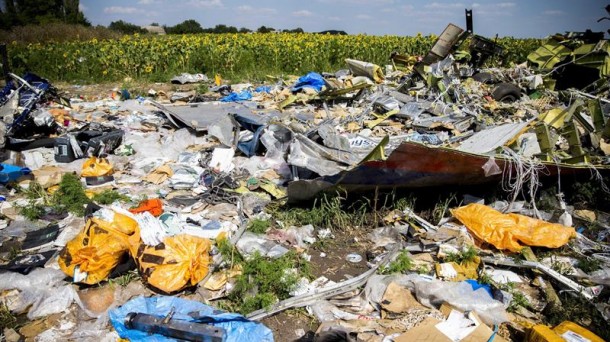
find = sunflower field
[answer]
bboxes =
[5,32,541,83]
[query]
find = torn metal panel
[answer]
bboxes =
[345,59,384,83]
[288,136,349,176]
[457,122,530,154]
[481,257,601,300]
[287,141,610,201]
[149,100,255,132]
[396,101,431,120]
[413,114,474,133]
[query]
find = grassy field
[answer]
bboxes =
[4,31,541,83]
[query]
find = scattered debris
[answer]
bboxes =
[1,8,610,342]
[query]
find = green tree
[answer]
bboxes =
[0,0,89,29]
[166,19,203,34]
[256,25,274,33]
[238,27,251,33]
[108,20,147,34]
[205,24,237,33]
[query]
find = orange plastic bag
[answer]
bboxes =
[129,198,163,217]
[58,214,140,284]
[451,203,576,252]
[81,157,113,177]
[134,234,211,293]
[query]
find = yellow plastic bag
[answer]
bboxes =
[59,214,140,284]
[81,157,113,177]
[134,234,211,293]
[527,321,604,342]
[451,203,576,252]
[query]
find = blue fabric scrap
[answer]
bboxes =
[109,295,274,342]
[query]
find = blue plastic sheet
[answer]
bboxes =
[233,113,266,157]
[464,279,493,298]
[254,86,271,93]
[291,72,325,92]
[0,164,31,183]
[220,90,253,102]
[109,296,274,342]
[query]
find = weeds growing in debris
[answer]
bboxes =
[92,190,130,205]
[51,173,91,216]
[19,202,46,221]
[0,302,17,331]
[18,174,91,218]
[228,250,311,315]
[576,257,602,273]
[432,193,459,224]
[445,245,478,264]
[271,193,351,230]
[247,218,271,234]
[549,256,573,276]
[109,270,140,287]
[380,251,413,274]
[508,292,530,313]
[478,272,493,285]
[197,83,209,94]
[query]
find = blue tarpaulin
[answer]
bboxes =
[109,296,274,342]
[254,86,272,93]
[291,72,325,92]
[0,164,31,183]
[220,90,253,102]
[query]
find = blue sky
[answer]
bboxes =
[80,0,610,38]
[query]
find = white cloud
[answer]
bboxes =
[103,6,140,14]
[317,0,393,4]
[292,10,313,17]
[425,2,464,9]
[543,9,564,16]
[356,14,372,20]
[138,0,165,4]
[187,0,223,8]
[497,2,516,8]
[237,5,277,15]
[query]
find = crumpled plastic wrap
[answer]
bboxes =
[414,279,509,325]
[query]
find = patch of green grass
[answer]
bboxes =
[432,193,459,224]
[0,302,17,331]
[230,250,311,314]
[240,292,278,315]
[7,247,21,261]
[197,83,209,94]
[109,270,140,287]
[380,250,413,274]
[92,190,130,205]
[478,272,493,285]
[508,292,530,313]
[19,202,46,221]
[217,238,244,267]
[52,173,90,216]
[247,218,271,234]
[270,193,351,230]
[445,245,478,264]
[549,256,573,276]
[576,257,602,273]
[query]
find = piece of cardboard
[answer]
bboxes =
[395,304,508,342]
[381,282,426,314]
[394,317,448,342]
